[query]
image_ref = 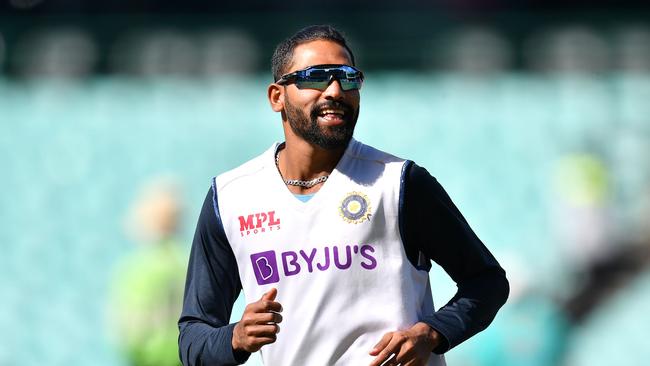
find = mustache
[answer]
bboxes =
[310,101,354,119]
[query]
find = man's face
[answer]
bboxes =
[280,40,360,150]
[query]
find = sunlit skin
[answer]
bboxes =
[232,39,442,366]
[267,39,360,195]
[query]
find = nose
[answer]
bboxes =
[322,77,344,100]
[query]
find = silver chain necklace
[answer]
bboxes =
[275,149,329,188]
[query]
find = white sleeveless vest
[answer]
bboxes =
[215,139,445,366]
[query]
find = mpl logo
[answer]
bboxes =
[239,211,281,237]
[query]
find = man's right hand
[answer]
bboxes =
[232,288,283,353]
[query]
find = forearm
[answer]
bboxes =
[179,321,249,366]
[402,162,510,353]
[178,185,249,365]
[422,267,509,353]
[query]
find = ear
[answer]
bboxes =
[268,83,284,113]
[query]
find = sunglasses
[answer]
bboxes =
[276,64,364,91]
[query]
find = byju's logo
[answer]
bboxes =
[239,211,281,237]
[250,245,377,286]
[251,250,280,285]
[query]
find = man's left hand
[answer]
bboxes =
[368,322,440,366]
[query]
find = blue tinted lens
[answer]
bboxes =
[304,68,331,81]
[294,65,363,90]
[295,80,330,90]
[340,79,363,90]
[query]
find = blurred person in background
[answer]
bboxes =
[560,178,650,366]
[546,153,650,365]
[552,154,614,275]
[178,24,509,366]
[110,178,187,366]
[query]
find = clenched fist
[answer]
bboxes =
[232,288,283,353]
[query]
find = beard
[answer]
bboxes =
[284,98,359,150]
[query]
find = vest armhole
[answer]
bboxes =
[399,161,433,272]
[211,177,229,240]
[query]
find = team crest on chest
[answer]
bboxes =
[339,191,372,224]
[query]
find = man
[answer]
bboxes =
[178,25,509,366]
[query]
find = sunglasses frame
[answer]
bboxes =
[276,64,364,91]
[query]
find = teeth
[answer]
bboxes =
[320,109,344,116]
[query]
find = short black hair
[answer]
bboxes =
[271,25,356,82]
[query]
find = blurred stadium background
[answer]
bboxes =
[2,1,650,365]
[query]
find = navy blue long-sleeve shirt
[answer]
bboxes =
[178,162,509,365]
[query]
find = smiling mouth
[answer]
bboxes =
[318,108,345,121]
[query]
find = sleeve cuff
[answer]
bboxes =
[420,319,452,354]
[224,323,252,364]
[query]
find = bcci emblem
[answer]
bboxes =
[339,192,372,224]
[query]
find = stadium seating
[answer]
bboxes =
[1,72,648,365]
